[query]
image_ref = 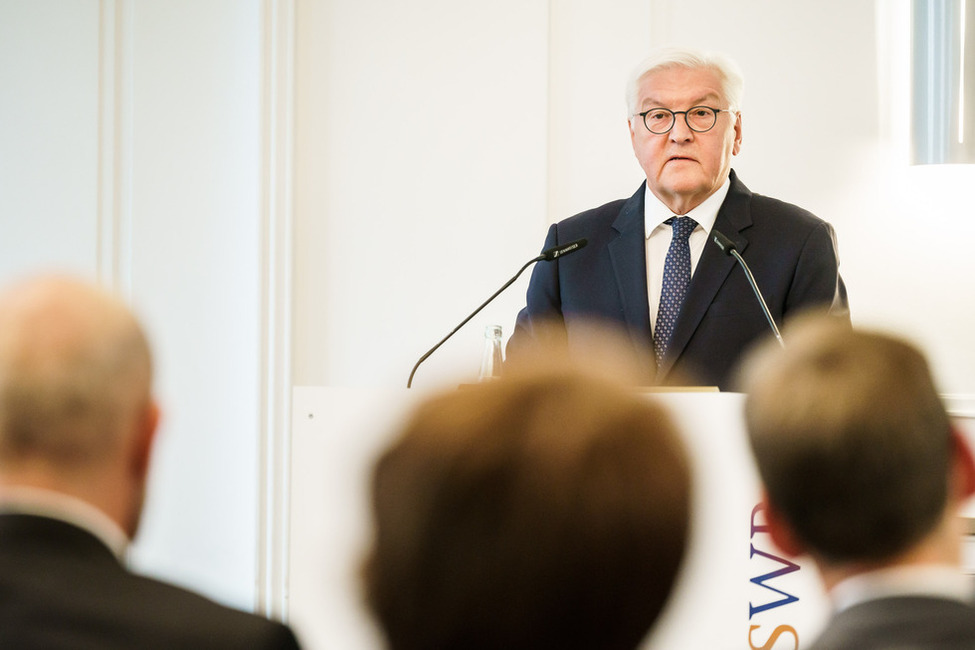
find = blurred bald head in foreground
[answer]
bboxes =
[0,275,301,649]
[741,315,975,650]
[363,353,693,650]
[0,275,157,536]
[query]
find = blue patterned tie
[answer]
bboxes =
[654,216,697,367]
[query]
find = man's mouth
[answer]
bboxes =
[667,156,695,163]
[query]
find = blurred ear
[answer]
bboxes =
[950,427,975,501]
[131,399,160,482]
[761,491,805,558]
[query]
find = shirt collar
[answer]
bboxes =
[644,176,731,238]
[0,486,130,560]
[830,565,975,613]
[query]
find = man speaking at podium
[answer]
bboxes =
[506,47,848,390]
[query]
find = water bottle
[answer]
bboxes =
[478,325,503,381]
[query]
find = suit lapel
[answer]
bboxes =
[657,172,753,379]
[608,185,653,358]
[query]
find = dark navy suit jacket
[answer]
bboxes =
[507,170,849,390]
[0,513,302,649]
[807,595,975,649]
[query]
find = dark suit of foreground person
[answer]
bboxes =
[508,47,848,390]
[0,276,301,649]
[362,363,692,650]
[741,316,975,649]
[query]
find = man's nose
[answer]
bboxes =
[669,115,695,141]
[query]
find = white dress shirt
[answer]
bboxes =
[645,178,731,334]
[830,564,975,613]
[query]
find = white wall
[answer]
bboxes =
[123,0,264,611]
[292,0,552,391]
[0,0,266,612]
[0,1,100,275]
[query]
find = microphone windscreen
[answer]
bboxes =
[711,230,736,255]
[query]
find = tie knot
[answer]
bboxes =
[667,216,697,241]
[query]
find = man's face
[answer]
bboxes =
[629,66,742,216]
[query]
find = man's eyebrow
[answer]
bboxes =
[639,92,722,109]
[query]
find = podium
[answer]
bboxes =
[287,387,831,650]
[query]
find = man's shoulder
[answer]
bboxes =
[0,526,301,650]
[746,190,823,224]
[554,186,644,236]
[560,198,629,225]
[121,571,301,646]
[725,170,826,227]
[808,596,975,649]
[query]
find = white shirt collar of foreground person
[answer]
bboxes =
[0,486,129,560]
[830,564,974,613]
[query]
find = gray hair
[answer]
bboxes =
[625,47,744,119]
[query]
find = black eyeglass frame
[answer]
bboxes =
[635,105,734,135]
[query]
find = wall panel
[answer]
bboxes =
[0,0,101,277]
[293,0,550,390]
[0,0,269,613]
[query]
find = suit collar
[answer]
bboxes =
[0,487,129,560]
[611,182,646,235]
[0,513,125,568]
[609,184,654,373]
[710,169,753,252]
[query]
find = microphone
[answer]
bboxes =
[407,238,588,388]
[710,230,784,347]
[541,238,586,261]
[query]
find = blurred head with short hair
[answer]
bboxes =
[363,362,692,650]
[740,315,975,583]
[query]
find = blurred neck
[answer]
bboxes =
[817,508,964,593]
[0,454,138,538]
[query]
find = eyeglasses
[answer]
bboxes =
[635,106,732,135]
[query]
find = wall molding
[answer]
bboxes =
[96,0,133,295]
[945,394,975,419]
[257,0,297,620]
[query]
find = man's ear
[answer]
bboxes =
[131,399,160,482]
[950,426,975,501]
[761,491,806,558]
[732,112,743,156]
